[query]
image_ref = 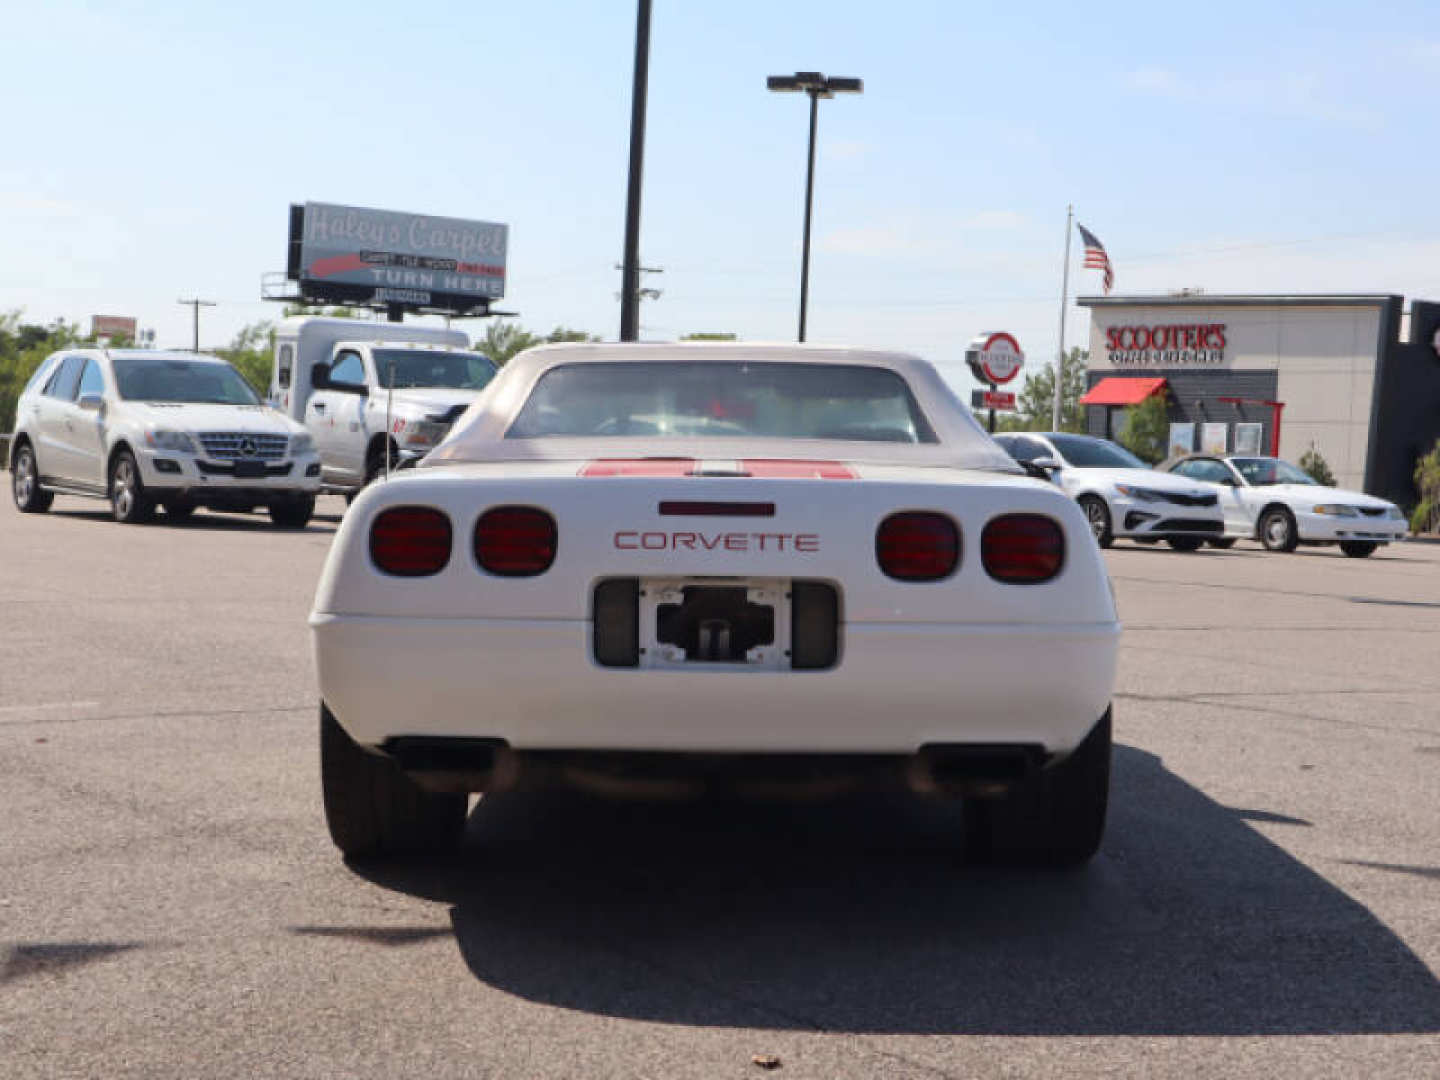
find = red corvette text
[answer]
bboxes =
[614,531,820,553]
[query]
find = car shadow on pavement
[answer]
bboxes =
[47,507,337,534]
[349,744,1440,1037]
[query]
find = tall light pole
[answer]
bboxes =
[619,0,653,343]
[766,71,862,342]
[177,298,216,352]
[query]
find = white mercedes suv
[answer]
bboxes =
[993,432,1224,550]
[9,349,322,527]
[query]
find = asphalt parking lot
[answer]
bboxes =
[2,495,1437,1079]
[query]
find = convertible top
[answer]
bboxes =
[422,342,1020,472]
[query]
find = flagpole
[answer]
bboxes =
[1052,205,1073,432]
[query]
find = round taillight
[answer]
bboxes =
[370,506,452,577]
[475,506,557,576]
[982,514,1064,583]
[875,512,960,581]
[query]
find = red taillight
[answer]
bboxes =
[875,512,960,581]
[370,506,452,577]
[982,514,1064,583]
[474,506,557,576]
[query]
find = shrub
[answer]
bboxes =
[1297,444,1336,486]
[1117,394,1169,464]
[1413,440,1440,534]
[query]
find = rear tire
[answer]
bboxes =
[269,496,315,529]
[109,450,155,524]
[1340,540,1377,558]
[965,708,1111,868]
[11,443,53,513]
[320,704,466,858]
[1079,495,1113,549]
[1165,536,1205,552]
[1259,506,1299,552]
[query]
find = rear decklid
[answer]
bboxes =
[314,458,1115,627]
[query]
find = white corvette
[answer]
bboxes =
[311,343,1120,865]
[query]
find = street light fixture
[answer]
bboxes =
[767,71,863,342]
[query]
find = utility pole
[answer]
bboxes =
[177,298,216,352]
[619,0,652,342]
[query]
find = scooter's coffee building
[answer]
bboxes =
[1077,294,1440,503]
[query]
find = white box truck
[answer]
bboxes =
[270,316,498,495]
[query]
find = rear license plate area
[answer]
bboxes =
[593,578,838,671]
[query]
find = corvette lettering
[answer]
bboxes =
[614,531,819,552]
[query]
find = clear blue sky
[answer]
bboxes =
[3,0,1437,391]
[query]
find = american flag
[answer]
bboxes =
[1077,223,1113,294]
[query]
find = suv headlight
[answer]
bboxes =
[145,429,196,453]
[289,433,315,456]
[1114,484,1165,502]
[1312,504,1359,517]
[401,420,449,448]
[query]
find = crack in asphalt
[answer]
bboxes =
[1113,691,1440,738]
[0,703,311,729]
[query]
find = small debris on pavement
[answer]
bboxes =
[751,1054,782,1070]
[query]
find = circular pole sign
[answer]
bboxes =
[965,331,1025,385]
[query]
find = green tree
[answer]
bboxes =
[1117,393,1170,463]
[1296,444,1336,486]
[1,312,82,439]
[681,332,738,341]
[545,327,601,344]
[1013,347,1088,432]
[1412,439,1440,534]
[213,321,277,396]
[281,304,358,319]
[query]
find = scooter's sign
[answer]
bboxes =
[296,202,508,305]
[965,332,1025,385]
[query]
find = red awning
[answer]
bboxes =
[1079,376,1168,406]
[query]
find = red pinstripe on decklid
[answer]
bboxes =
[579,459,857,479]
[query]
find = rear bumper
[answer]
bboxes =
[311,614,1120,756]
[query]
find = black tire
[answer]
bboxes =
[320,704,466,858]
[1340,540,1377,558]
[269,496,315,529]
[109,449,155,524]
[11,443,53,513]
[1165,536,1205,552]
[163,501,196,522]
[1207,537,1237,549]
[365,440,398,487]
[1259,506,1299,552]
[965,708,1111,868]
[1079,495,1113,549]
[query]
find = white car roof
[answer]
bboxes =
[424,341,1020,471]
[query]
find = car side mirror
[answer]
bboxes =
[1029,455,1061,472]
[77,393,104,413]
[310,363,330,390]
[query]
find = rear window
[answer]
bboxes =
[507,362,937,443]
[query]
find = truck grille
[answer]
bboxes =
[198,432,289,460]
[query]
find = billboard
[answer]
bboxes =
[92,315,137,341]
[289,202,507,315]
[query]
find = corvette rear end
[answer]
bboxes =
[310,344,1121,866]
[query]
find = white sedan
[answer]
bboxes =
[992,432,1224,550]
[311,343,1121,867]
[1161,454,1407,556]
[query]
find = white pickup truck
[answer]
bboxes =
[269,316,498,495]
